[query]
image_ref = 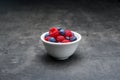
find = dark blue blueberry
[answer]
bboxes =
[57,27,62,31]
[59,29,65,35]
[45,33,49,38]
[70,36,77,41]
[48,37,56,42]
[66,37,70,40]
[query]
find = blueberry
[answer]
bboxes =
[70,36,77,41]
[57,27,62,31]
[66,36,70,40]
[59,29,65,35]
[45,33,49,38]
[48,37,56,42]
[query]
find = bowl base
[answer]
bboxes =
[54,57,69,60]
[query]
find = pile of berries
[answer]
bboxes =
[44,27,77,43]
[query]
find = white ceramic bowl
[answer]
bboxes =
[40,31,82,60]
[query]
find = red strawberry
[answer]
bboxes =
[45,36,51,41]
[49,27,59,38]
[56,36,65,42]
[65,30,72,37]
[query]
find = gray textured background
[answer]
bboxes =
[0,0,120,80]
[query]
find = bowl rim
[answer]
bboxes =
[40,31,82,45]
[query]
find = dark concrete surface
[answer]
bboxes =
[0,0,120,80]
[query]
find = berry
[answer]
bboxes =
[45,33,49,38]
[56,36,65,42]
[48,37,56,42]
[62,40,70,43]
[49,27,59,37]
[70,36,77,41]
[65,30,72,37]
[59,29,65,35]
[45,36,51,41]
